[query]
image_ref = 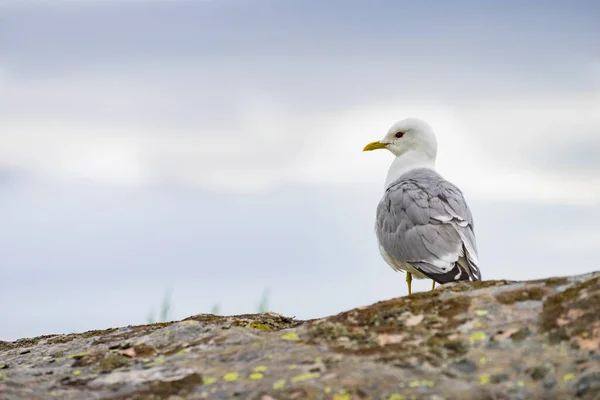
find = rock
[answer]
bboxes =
[1,273,600,399]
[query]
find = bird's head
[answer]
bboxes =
[363,117,438,159]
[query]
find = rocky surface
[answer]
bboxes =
[2,272,600,400]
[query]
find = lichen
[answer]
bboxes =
[281,332,300,341]
[291,372,320,383]
[4,272,600,400]
[543,277,569,287]
[186,312,301,331]
[202,377,216,385]
[126,372,204,399]
[479,373,490,385]
[539,276,600,338]
[47,329,119,345]
[443,280,512,293]
[0,337,41,352]
[469,331,487,343]
[527,364,551,381]
[495,287,547,305]
[100,354,132,373]
[223,372,239,382]
[251,323,271,330]
[273,379,286,390]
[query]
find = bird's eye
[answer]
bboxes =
[395,132,404,138]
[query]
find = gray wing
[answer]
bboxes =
[376,168,481,283]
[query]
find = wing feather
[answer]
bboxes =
[375,168,481,283]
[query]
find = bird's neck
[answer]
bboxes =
[384,151,435,189]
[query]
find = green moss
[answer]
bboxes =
[0,337,41,352]
[539,276,600,337]
[91,323,170,346]
[72,352,105,368]
[100,354,132,373]
[509,327,531,342]
[527,364,551,381]
[109,372,203,399]
[496,287,547,305]
[308,322,350,341]
[435,296,472,323]
[186,313,301,331]
[304,290,473,367]
[46,329,119,345]
[132,344,158,357]
[443,280,512,293]
[544,277,569,287]
[327,292,471,332]
[490,373,510,383]
[46,336,77,345]
[426,333,470,357]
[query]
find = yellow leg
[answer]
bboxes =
[406,272,412,295]
[431,281,436,291]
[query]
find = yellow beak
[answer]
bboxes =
[363,141,388,151]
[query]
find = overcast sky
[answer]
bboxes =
[1,0,599,341]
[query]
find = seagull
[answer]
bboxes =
[363,118,481,295]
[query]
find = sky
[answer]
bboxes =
[1,0,599,340]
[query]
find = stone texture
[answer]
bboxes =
[2,272,600,399]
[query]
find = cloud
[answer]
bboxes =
[2,65,600,204]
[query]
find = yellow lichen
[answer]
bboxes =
[474,309,488,316]
[249,373,264,380]
[479,356,488,364]
[291,372,320,383]
[469,331,487,342]
[281,332,300,341]
[203,377,217,385]
[144,356,166,367]
[73,370,81,376]
[388,394,405,400]
[223,372,239,382]
[180,321,198,326]
[324,386,332,393]
[479,374,490,385]
[273,379,286,390]
[563,373,575,382]
[333,393,351,400]
[253,365,267,372]
[517,380,525,387]
[250,323,271,330]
